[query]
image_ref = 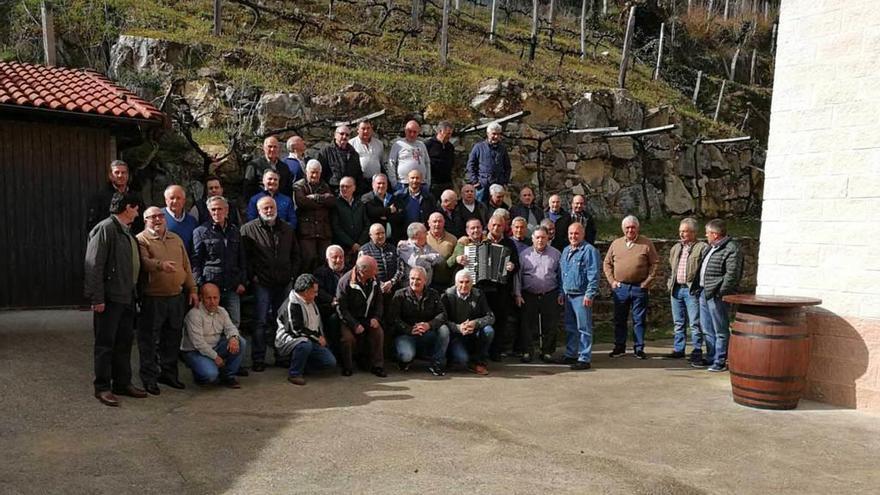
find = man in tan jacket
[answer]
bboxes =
[665,218,709,363]
[136,206,199,395]
[603,215,659,359]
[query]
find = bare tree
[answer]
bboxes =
[489,0,498,43]
[714,80,726,122]
[440,0,450,64]
[618,6,636,88]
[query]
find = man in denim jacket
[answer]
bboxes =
[558,222,601,370]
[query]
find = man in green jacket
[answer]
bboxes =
[84,192,147,407]
[665,218,709,363]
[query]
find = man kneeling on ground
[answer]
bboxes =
[441,269,495,375]
[181,283,247,388]
[390,267,450,376]
[276,274,338,386]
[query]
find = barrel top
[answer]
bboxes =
[722,294,822,307]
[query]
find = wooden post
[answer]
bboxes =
[713,79,726,122]
[707,0,714,20]
[580,0,587,59]
[618,6,636,88]
[692,70,702,104]
[414,0,422,29]
[740,108,750,131]
[763,0,769,21]
[770,22,777,53]
[529,0,538,61]
[653,22,665,80]
[548,0,555,25]
[454,0,459,11]
[729,46,740,81]
[602,0,607,16]
[40,1,56,66]
[687,0,692,15]
[670,21,676,45]
[213,0,222,36]
[749,48,757,85]
[489,0,497,44]
[723,0,729,20]
[440,0,450,65]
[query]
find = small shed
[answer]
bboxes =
[0,62,166,308]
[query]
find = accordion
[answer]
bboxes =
[463,242,511,285]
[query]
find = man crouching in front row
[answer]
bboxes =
[180,283,247,388]
[276,274,338,386]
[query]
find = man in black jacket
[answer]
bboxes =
[545,194,571,252]
[509,186,545,235]
[244,136,293,199]
[87,160,145,235]
[336,255,386,377]
[441,270,495,375]
[480,214,520,361]
[694,219,743,373]
[240,196,301,371]
[313,245,346,357]
[84,192,148,407]
[317,125,364,194]
[361,174,401,242]
[389,266,449,376]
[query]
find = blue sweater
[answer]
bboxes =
[164,208,199,255]
[246,191,298,229]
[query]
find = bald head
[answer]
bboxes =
[355,255,378,281]
[263,136,280,162]
[200,283,221,311]
[404,120,420,142]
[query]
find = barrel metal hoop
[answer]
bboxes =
[730,329,810,340]
[730,370,804,382]
[733,316,795,327]
[731,383,804,398]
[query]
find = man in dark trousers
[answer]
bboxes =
[84,192,148,407]
[240,196,301,372]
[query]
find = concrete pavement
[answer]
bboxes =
[1,310,878,494]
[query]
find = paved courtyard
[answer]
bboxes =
[1,310,878,494]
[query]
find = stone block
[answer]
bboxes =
[663,175,694,214]
[607,137,636,160]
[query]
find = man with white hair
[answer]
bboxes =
[136,206,199,394]
[163,184,199,254]
[390,266,450,376]
[332,176,370,265]
[603,215,659,359]
[438,189,466,238]
[466,122,511,203]
[313,245,346,356]
[244,136,293,200]
[441,269,495,375]
[455,183,490,228]
[398,222,443,286]
[349,119,385,193]
[317,124,363,193]
[336,255,387,377]
[361,173,401,242]
[240,195,301,371]
[486,184,510,217]
[516,226,561,363]
[294,159,335,271]
[666,218,709,363]
[388,120,431,191]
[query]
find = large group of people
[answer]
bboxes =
[83,121,743,407]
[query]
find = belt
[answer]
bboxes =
[525,289,557,297]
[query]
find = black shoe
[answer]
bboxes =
[708,362,729,372]
[275,359,291,369]
[145,383,161,396]
[252,362,266,372]
[570,361,592,371]
[235,368,250,377]
[664,351,685,359]
[691,359,711,369]
[158,376,186,389]
[398,361,411,372]
[341,368,353,377]
[427,365,446,377]
[559,356,577,365]
[540,353,554,363]
[609,346,626,358]
[634,350,647,360]
[520,352,533,363]
[371,366,388,378]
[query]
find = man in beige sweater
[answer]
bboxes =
[603,215,659,359]
[136,206,199,394]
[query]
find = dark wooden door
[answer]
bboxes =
[0,120,110,308]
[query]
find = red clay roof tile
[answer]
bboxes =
[0,61,165,124]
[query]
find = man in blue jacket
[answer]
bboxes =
[466,122,511,203]
[192,196,248,327]
[559,222,601,370]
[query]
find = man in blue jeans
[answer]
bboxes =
[276,274,337,385]
[559,223,601,370]
[603,216,659,359]
[665,218,709,363]
[695,219,743,372]
[181,283,247,388]
[390,267,450,376]
[441,269,495,375]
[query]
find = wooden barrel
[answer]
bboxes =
[727,304,811,410]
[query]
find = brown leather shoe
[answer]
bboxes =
[112,385,148,398]
[222,378,241,389]
[468,363,489,376]
[95,391,120,407]
[287,376,306,386]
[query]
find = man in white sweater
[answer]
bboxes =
[387,120,431,191]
